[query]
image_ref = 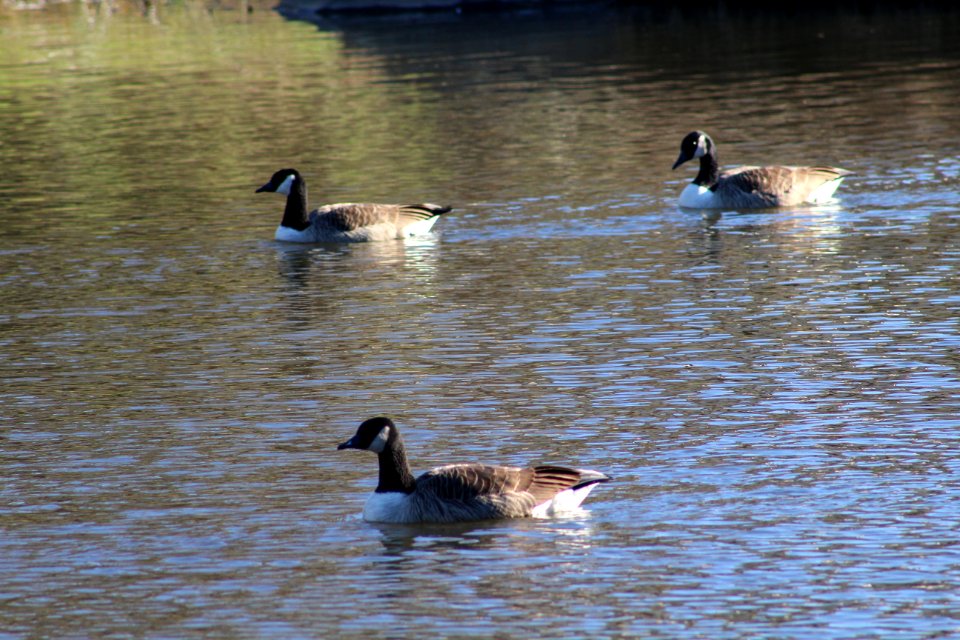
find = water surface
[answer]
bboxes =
[2,3,960,638]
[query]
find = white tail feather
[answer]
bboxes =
[807,177,846,203]
[531,483,601,518]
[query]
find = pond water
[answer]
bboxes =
[2,2,960,637]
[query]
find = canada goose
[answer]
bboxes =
[672,131,853,209]
[255,169,451,242]
[337,417,611,524]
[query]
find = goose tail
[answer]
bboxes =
[401,203,453,220]
[530,467,610,517]
[573,469,612,490]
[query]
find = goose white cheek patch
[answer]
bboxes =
[276,174,296,195]
[368,427,390,453]
[694,134,707,158]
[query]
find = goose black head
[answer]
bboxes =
[256,168,301,195]
[337,417,398,454]
[672,131,713,170]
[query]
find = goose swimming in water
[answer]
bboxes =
[256,168,452,242]
[672,131,853,209]
[337,417,611,524]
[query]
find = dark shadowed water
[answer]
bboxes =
[2,3,960,637]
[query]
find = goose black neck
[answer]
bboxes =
[281,179,311,231]
[376,438,416,494]
[694,152,720,188]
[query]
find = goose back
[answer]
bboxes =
[364,463,607,524]
[313,203,450,232]
[296,203,451,243]
[717,165,853,207]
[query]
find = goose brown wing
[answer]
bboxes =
[525,465,589,504]
[313,203,401,231]
[718,166,792,205]
[720,165,852,206]
[417,463,592,502]
[416,464,531,501]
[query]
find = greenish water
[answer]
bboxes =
[2,3,960,638]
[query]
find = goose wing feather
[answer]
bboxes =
[412,464,536,520]
[717,166,794,207]
[719,165,852,207]
[399,203,452,223]
[525,465,590,504]
[417,464,530,500]
[411,463,599,521]
[311,203,402,232]
[310,203,451,234]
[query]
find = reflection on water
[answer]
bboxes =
[2,2,960,638]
